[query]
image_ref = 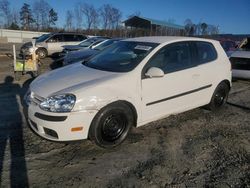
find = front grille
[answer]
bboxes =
[44,127,58,139]
[230,57,250,70]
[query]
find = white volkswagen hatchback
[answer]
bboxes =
[26,36,231,148]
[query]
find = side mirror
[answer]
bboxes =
[145,67,164,78]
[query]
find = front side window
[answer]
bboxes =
[36,34,52,43]
[64,34,76,42]
[144,42,192,74]
[196,41,217,64]
[84,41,159,72]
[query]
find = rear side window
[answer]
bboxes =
[63,34,76,42]
[77,35,87,41]
[196,42,217,64]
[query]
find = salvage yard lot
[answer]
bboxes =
[0,55,250,187]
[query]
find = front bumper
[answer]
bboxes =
[28,103,97,141]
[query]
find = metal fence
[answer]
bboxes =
[0,29,48,43]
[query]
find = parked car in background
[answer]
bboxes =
[61,36,110,54]
[20,33,88,59]
[63,38,121,66]
[230,37,250,79]
[219,39,237,56]
[26,36,231,148]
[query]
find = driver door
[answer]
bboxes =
[141,41,207,123]
[47,34,65,54]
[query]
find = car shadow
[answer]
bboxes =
[0,76,30,187]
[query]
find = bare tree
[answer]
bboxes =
[0,0,11,27]
[33,0,51,30]
[20,3,34,30]
[99,4,122,30]
[207,25,219,35]
[8,8,20,29]
[65,10,74,31]
[110,7,122,29]
[48,8,58,28]
[184,19,196,36]
[99,4,112,30]
[80,3,99,30]
[201,22,208,35]
[74,5,82,30]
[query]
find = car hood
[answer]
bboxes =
[66,49,98,60]
[21,42,32,48]
[30,63,120,97]
[230,50,250,58]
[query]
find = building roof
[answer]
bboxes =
[123,16,184,30]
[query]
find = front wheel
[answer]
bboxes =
[206,82,230,111]
[89,102,135,148]
[36,48,47,59]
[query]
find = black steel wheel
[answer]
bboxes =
[207,82,230,111]
[102,113,127,142]
[89,102,135,148]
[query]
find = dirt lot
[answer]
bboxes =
[0,53,250,187]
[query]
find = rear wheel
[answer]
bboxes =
[207,82,230,111]
[89,102,134,148]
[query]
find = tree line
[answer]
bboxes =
[0,0,220,36]
[0,0,122,32]
[184,19,219,36]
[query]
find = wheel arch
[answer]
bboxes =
[88,100,138,138]
[219,79,231,90]
[87,100,138,145]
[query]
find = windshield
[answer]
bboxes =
[94,40,118,51]
[36,34,52,43]
[84,41,159,72]
[79,38,101,47]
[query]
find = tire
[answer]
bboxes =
[206,82,230,111]
[36,48,47,59]
[89,102,135,148]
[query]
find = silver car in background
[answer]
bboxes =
[20,33,88,59]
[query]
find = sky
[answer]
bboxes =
[10,0,250,34]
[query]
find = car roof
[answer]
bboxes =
[52,32,86,35]
[123,36,217,44]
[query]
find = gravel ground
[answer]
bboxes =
[0,43,23,56]
[0,54,249,188]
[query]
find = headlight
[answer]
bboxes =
[39,94,76,113]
